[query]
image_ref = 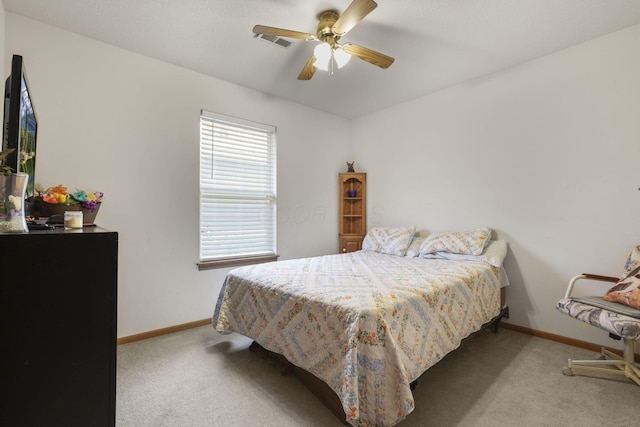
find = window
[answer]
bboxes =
[198,111,277,270]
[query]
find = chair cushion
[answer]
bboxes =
[556,298,640,340]
[569,296,640,319]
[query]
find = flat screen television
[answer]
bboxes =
[2,54,38,200]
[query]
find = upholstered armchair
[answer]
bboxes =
[556,247,640,385]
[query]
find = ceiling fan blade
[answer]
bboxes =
[253,25,316,40]
[298,55,317,80]
[342,43,394,69]
[332,0,378,36]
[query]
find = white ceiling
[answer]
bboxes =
[4,0,639,119]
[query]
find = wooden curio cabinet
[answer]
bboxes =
[339,172,366,253]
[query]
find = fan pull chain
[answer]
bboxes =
[329,49,340,76]
[329,52,336,76]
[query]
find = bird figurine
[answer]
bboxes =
[346,161,355,173]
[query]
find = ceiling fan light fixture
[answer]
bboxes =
[313,43,331,71]
[313,43,351,73]
[255,0,393,81]
[333,47,351,68]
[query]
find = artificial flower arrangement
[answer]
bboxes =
[39,185,104,212]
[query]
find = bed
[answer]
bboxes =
[213,227,510,426]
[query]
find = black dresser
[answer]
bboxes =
[0,227,117,426]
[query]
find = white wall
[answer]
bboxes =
[351,25,640,348]
[6,8,639,346]
[6,13,350,337]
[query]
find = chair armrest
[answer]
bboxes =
[563,273,619,299]
[581,273,619,283]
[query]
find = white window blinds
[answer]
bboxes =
[199,111,276,261]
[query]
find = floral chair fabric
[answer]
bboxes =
[556,297,640,341]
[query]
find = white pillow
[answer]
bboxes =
[423,240,508,267]
[405,236,426,257]
[362,226,416,257]
[419,227,492,256]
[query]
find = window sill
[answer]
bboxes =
[197,254,279,271]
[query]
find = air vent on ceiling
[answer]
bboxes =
[255,33,291,48]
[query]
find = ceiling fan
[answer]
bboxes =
[253,0,394,80]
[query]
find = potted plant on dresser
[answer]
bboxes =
[0,148,29,233]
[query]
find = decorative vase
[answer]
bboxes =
[0,173,29,233]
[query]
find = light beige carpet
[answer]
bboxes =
[117,325,638,426]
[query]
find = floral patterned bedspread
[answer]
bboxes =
[213,251,508,427]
